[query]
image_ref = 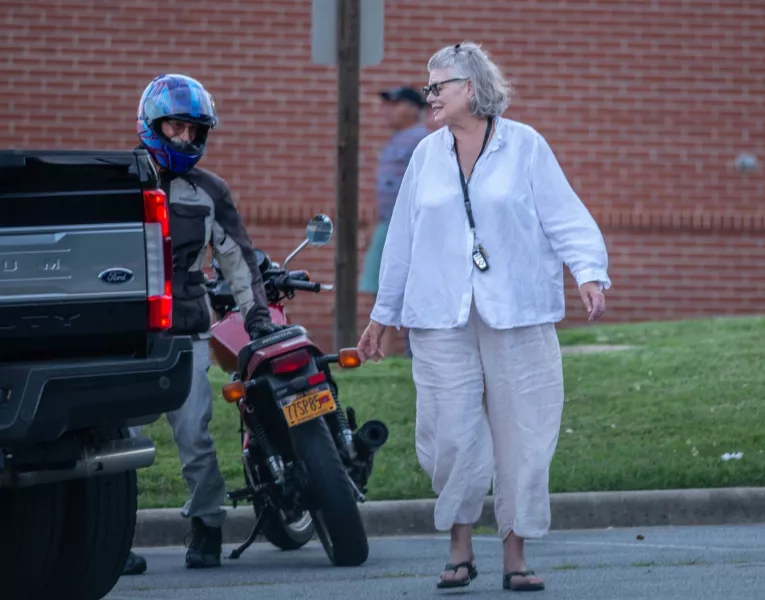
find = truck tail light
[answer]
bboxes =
[144,189,173,331]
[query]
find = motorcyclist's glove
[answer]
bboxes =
[248,321,289,341]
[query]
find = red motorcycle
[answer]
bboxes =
[206,214,388,567]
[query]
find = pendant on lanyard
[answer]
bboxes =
[454,117,493,272]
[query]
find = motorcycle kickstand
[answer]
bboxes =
[228,512,270,560]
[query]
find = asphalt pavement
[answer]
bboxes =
[107,523,765,599]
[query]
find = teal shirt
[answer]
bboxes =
[375,123,430,223]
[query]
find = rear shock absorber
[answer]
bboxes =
[328,381,356,460]
[244,406,286,485]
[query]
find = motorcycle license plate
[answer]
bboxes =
[282,388,336,427]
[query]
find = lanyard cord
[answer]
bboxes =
[453,116,494,234]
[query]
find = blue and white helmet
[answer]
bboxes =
[136,74,219,174]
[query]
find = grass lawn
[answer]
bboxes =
[137,315,765,510]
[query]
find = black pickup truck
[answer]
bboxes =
[0,149,194,600]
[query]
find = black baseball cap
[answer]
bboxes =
[379,86,428,108]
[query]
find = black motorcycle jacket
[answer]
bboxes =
[159,167,272,337]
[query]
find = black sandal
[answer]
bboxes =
[503,570,545,591]
[436,561,478,589]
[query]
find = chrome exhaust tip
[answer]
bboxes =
[0,436,156,489]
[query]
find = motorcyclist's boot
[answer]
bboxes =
[122,550,147,575]
[185,516,222,569]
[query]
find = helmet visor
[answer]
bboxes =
[142,77,218,128]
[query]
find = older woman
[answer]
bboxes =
[356,41,610,592]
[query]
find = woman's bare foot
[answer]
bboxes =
[502,531,545,591]
[438,524,475,586]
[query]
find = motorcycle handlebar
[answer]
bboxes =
[280,277,322,293]
[206,272,327,295]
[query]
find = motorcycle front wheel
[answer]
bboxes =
[242,439,315,551]
[260,507,314,551]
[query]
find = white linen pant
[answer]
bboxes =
[409,302,565,540]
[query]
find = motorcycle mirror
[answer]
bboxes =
[305,213,333,246]
[284,214,334,270]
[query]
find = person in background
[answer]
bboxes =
[356,42,610,592]
[359,86,431,357]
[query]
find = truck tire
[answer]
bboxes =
[262,508,315,551]
[289,417,369,566]
[39,431,138,600]
[0,481,66,600]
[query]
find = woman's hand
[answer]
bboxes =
[356,320,387,363]
[579,281,606,321]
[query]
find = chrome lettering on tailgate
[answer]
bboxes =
[1,250,67,278]
[0,223,147,304]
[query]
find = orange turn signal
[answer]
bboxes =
[222,381,247,403]
[337,347,362,369]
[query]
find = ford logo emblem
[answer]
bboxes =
[99,268,134,285]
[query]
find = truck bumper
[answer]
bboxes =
[0,335,194,443]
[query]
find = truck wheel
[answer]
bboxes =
[0,481,66,600]
[39,432,138,600]
[262,508,315,551]
[289,418,369,566]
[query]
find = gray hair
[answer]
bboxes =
[427,42,511,117]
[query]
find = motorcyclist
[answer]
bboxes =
[123,73,285,575]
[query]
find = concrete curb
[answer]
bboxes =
[133,487,765,547]
[560,344,638,355]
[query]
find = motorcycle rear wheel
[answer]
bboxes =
[289,417,369,566]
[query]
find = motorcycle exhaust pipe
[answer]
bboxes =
[0,436,156,489]
[353,419,389,458]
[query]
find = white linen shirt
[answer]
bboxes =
[369,117,611,331]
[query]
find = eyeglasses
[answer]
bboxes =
[164,119,199,138]
[421,78,467,97]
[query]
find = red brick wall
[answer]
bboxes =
[4,0,763,354]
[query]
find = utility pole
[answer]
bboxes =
[311,0,383,350]
[334,0,360,350]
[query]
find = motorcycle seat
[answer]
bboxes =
[237,325,308,376]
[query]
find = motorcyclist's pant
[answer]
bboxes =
[129,338,227,528]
